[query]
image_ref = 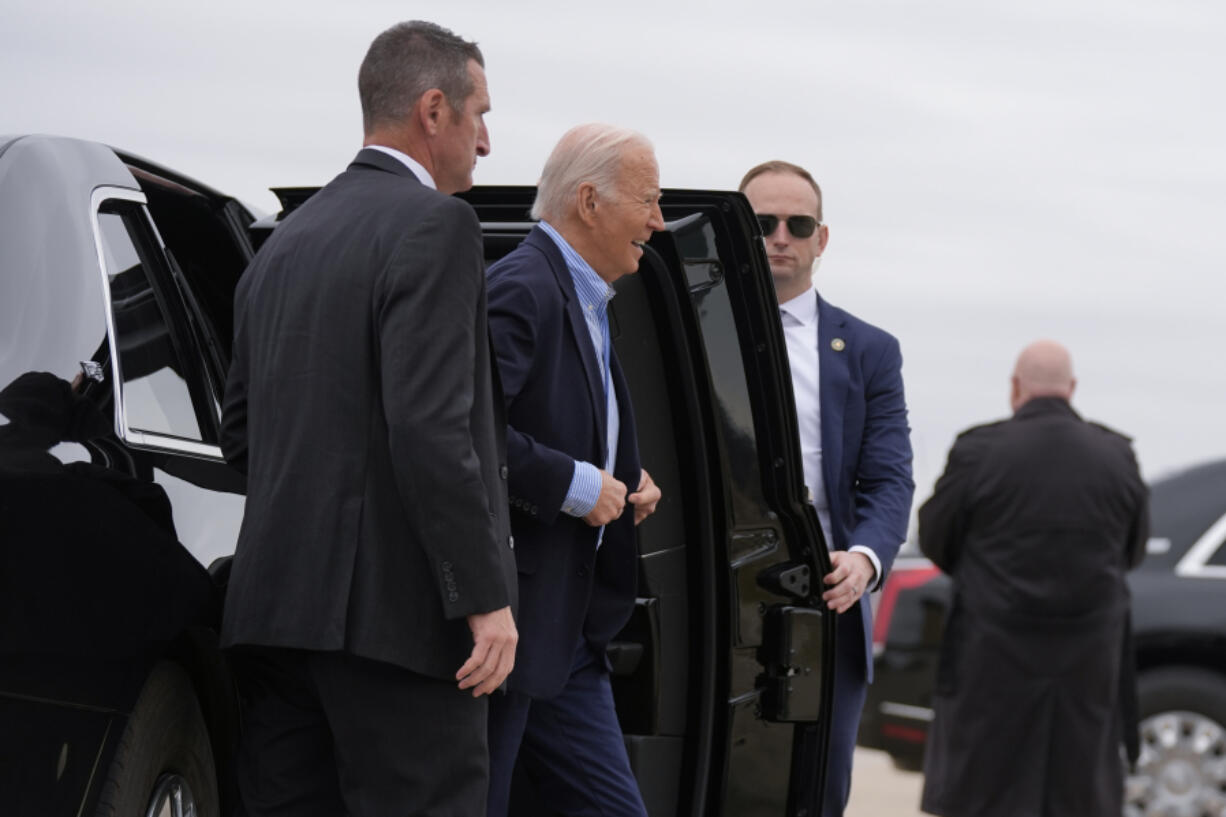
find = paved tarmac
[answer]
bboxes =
[845,748,925,817]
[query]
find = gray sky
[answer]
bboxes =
[4,0,1224,503]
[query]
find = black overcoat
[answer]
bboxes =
[219,149,516,681]
[918,397,1148,817]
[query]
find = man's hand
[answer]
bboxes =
[583,469,627,526]
[821,550,876,614]
[457,606,517,697]
[628,468,661,525]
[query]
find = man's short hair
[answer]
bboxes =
[739,160,824,221]
[358,20,484,134]
[531,123,653,223]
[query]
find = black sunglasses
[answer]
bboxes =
[756,213,820,239]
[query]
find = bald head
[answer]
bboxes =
[1011,339,1076,412]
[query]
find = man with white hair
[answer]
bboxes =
[918,339,1149,817]
[484,123,664,817]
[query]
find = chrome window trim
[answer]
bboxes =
[878,702,934,722]
[1146,537,1172,555]
[89,186,224,463]
[124,431,222,460]
[1173,511,1226,580]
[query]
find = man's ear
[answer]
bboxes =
[417,89,447,136]
[576,182,600,227]
[816,223,830,256]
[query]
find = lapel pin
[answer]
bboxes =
[831,338,846,352]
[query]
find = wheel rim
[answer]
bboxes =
[1125,710,1226,817]
[145,772,197,817]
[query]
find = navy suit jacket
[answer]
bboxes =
[486,227,642,699]
[816,294,914,680]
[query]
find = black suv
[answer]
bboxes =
[860,458,1226,817]
[1,134,843,817]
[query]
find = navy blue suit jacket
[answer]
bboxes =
[486,227,642,699]
[816,295,914,681]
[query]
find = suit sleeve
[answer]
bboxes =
[219,291,249,474]
[851,335,915,584]
[486,261,581,526]
[376,196,508,619]
[918,432,984,573]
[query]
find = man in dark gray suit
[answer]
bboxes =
[918,339,1149,817]
[220,20,517,817]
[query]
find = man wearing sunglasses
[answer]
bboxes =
[740,161,915,817]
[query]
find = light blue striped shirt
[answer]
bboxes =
[537,221,621,527]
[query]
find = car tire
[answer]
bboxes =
[1126,666,1226,817]
[1138,666,1226,722]
[94,660,219,817]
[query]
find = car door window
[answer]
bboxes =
[1207,528,1226,567]
[96,202,204,444]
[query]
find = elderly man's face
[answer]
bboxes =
[433,59,491,195]
[588,147,664,283]
[742,171,829,302]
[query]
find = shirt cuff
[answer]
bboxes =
[561,460,601,517]
[849,545,882,591]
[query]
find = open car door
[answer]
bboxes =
[464,187,836,817]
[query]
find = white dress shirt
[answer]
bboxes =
[779,286,882,586]
[366,145,436,189]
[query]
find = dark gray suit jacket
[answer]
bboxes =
[220,148,516,681]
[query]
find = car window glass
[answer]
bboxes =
[1208,531,1226,567]
[97,205,203,443]
[675,215,769,534]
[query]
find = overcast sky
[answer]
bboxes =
[4,0,1224,504]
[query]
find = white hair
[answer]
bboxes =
[530,123,654,222]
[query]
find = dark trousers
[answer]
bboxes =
[823,605,870,817]
[231,646,489,817]
[486,640,647,817]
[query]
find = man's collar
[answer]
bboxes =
[778,286,818,327]
[365,145,436,190]
[1014,395,1079,420]
[537,220,614,304]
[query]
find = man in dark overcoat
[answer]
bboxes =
[918,339,1149,817]
[220,21,517,817]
